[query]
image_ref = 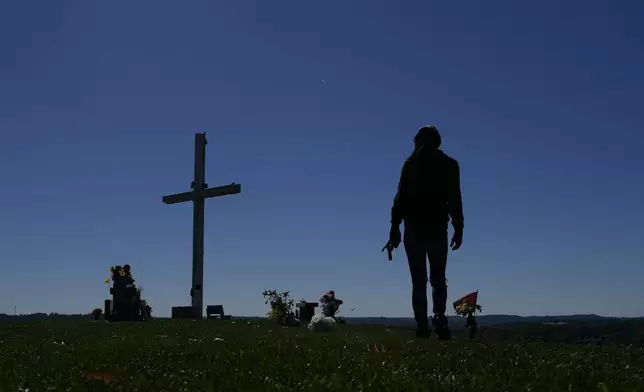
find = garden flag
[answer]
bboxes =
[453,290,478,310]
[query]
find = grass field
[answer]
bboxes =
[1,319,643,391]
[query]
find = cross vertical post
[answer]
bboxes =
[191,133,206,319]
[162,132,241,320]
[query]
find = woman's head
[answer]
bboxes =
[414,125,441,150]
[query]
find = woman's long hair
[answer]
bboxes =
[408,125,442,160]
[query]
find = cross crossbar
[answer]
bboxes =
[162,183,241,205]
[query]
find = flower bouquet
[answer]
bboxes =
[262,289,299,326]
[453,291,482,339]
[309,290,343,332]
[106,264,135,287]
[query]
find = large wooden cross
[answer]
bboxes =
[162,133,241,319]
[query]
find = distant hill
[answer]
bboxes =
[347,314,644,328]
[232,314,638,328]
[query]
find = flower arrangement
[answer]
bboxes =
[105,264,134,286]
[453,291,482,339]
[319,290,343,318]
[454,302,483,318]
[137,287,152,320]
[103,264,152,321]
[309,290,344,332]
[262,289,296,326]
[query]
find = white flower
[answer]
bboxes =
[308,314,336,332]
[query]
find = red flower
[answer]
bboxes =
[86,371,117,383]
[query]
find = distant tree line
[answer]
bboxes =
[0,313,90,323]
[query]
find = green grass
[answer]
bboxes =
[1,319,643,391]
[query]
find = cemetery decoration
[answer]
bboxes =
[309,290,343,332]
[104,264,152,322]
[453,291,482,339]
[296,299,318,324]
[91,308,103,321]
[262,289,299,326]
[206,305,232,320]
[171,306,198,319]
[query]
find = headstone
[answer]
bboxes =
[172,306,198,319]
[296,302,318,324]
[206,305,231,320]
[106,265,151,321]
[104,299,112,318]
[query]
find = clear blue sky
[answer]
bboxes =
[1,0,642,318]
